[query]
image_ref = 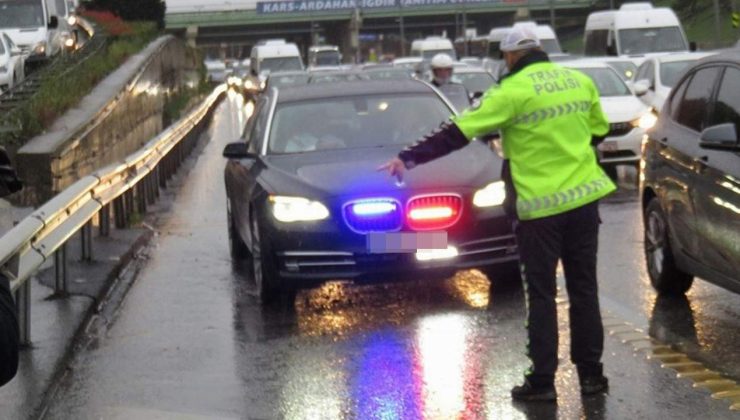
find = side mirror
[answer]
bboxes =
[48,16,59,29]
[223,142,257,159]
[689,41,697,52]
[699,123,739,151]
[10,48,22,57]
[633,80,650,96]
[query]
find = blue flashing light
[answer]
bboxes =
[352,201,397,216]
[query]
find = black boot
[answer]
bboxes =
[580,375,609,395]
[511,380,557,402]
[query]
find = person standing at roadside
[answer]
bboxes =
[379,27,614,401]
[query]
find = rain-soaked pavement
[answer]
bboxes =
[40,93,740,419]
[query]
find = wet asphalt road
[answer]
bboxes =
[41,94,740,419]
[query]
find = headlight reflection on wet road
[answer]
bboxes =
[284,272,494,419]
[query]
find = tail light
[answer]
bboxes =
[407,195,462,231]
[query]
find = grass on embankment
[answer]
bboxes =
[1,15,158,148]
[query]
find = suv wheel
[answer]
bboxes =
[644,198,693,295]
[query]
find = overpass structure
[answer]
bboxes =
[166,0,599,60]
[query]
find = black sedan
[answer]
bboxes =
[223,80,517,303]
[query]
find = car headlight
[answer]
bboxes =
[473,181,506,207]
[33,43,45,55]
[269,196,329,222]
[68,16,78,26]
[244,79,254,89]
[260,80,266,90]
[632,111,658,130]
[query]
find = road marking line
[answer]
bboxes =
[597,305,740,413]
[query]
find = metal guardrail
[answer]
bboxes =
[0,84,227,345]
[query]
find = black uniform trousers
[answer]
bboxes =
[516,200,604,386]
[0,274,19,387]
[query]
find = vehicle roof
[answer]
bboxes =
[654,51,718,63]
[252,43,300,58]
[453,66,490,74]
[275,80,435,102]
[393,57,423,64]
[693,49,740,65]
[559,60,613,69]
[586,7,681,29]
[309,45,339,52]
[267,70,308,77]
[411,38,454,49]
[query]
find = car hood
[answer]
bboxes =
[600,96,649,123]
[259,142,502,199]
[4,28,45,48]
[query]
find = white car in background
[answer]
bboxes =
[563,60,655,177]
[204,58,227,83]
[0,32,25,94]
[632,52,717,113]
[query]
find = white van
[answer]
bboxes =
[0,0,68,65]
[584,3,689,62]
[410,36,457,60]
[487,27,510,59]
[250,41,304,83]
[511,21,563,55]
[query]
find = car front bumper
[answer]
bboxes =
[599,126,644,165]
[262,204,518,286]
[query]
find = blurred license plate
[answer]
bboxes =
[599,141,618,152]
[367,232,447,253]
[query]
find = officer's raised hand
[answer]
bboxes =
[377,157,406,183]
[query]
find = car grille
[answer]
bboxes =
[608,122,633,137]
[343,198,403,233]
[406,194,463,231]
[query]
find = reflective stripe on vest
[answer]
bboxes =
[516,174,613,218]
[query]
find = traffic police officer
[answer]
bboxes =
[380,27,614,401]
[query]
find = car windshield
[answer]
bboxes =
[269,73,310,88]
[0,1,45,29]
[454,72,495,94]
[540,39,562,54]
[260,57,303,73]
[314,51,340,66]
[269,94,452,154]
[660,60,696,88]
[576,67,631,97]
[618,27,687,55]
[606,61,637,81]
[422,48,455,60]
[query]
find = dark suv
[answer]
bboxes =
[641,51,740,295]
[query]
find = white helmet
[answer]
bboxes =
[430,53,454,69]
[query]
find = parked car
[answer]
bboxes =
[641,51,740,295]
[204,58,227,83]
[563,60,655,177]
[0,31,25,93]
[632,52,717,113]
[223,80,518,303]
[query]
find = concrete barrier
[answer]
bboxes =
[12,35,199,206]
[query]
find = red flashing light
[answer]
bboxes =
[407,195,462,231]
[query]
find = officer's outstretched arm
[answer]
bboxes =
[398,121,468,168]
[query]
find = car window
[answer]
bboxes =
[708,67,740,131]
[584,30,609,56]
[660,60,696,88]
[674,67,721,132]
[635,61,651,82]
[268,94,452,154]
[575,67,631,97]
[250,97,272,154]
[669,73,690,120]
